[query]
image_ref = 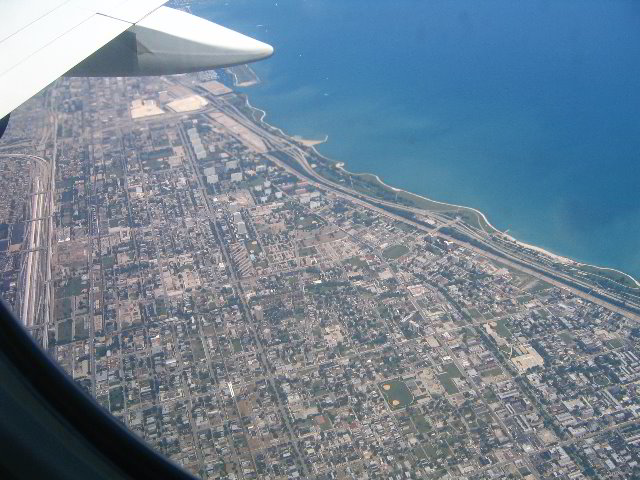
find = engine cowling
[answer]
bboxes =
[0,114,9,139]
[67,7,273,77]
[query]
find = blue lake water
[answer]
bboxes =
[195,0,640,278]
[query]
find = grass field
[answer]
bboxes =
[57,318,73,343]
[109,386,124,412]
[55,297,72,319]
[467,308,484,320]
[314,414,333,431]
[495,318,512,339]
[606,338,623,350]
[480,367,504,378]
[191,338,205,361]
[74,316,89,340]
[526,279,553,293]
[559,331,573,344]
[56,276,86,298]
[411,413,432,433]
[245,174,265,187]
[102,255,116,269]
[299,246,318,256]
[438,363,463,394]
[141,157,169,171]
[383,244,409,260]
[594,374,610,386]
[379,379,414,410]
[343,256,369,268]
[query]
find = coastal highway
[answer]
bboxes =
[287,147,640,322]
[204,93,640,323]
[289,147,640,322]
[278,142,637,311]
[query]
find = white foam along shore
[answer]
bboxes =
[231,79,640,290]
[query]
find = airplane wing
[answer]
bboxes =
[0,0,274,122]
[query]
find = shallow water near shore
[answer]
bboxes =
[195,0,640,278]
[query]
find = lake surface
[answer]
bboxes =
[195,0,640,278]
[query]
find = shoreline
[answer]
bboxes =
[292,134,329,147]
[338,167,501,233]
[340,165,640,289]
[233,87,640,290]
[334,160,640,289]
[227,66,260,88]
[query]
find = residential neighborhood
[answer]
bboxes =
[1,70,639,480]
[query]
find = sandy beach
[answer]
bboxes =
[292,135,329,147]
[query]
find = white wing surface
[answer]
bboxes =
[0,0,167,119]
[0,0,273,120]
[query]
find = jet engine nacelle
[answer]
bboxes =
[67,7,273,77]
[0,114,9,139]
